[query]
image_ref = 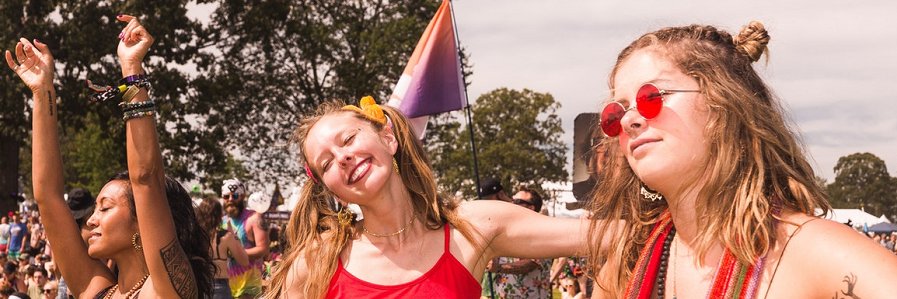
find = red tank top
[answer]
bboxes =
[325,225,481,298]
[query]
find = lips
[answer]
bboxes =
[88,232,101,243]
[629,138,661,153]
[347,158,372,184]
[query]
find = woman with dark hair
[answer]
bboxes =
[587,21,897,298]
[195,197,249,299]
[5,14,212,298]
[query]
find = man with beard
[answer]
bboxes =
[221,179,269,298]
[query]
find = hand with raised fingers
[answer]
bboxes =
[116,14,154,76]
[5,38,55,93]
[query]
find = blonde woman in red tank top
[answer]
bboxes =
[264,99,606,298]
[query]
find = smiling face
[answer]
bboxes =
[611,49,710,191]
[303,112,398,203]
[85,180,138,259]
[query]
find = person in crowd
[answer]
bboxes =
[39,280,57,299]
[478,178,512,202]
[65,188,95,244]
[559,277,584,299]
[5,14,212,298]
[220,179,269,298]
[2,262,25,293]
[264,97,591,298]
[195,197,250,299]
[1,217,10,256]
[586,21,897,298]
[549,256,589,298]
[486,188,552,298]
[24,266,46,299]
[7,215,26,261]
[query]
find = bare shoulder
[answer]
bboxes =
[455,200,508,232]
[779,213,897,297]
[283,253,310,296]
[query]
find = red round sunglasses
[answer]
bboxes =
[600,83,700,137]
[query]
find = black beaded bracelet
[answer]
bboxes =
[123,109,156,121]
[120,100,156,113]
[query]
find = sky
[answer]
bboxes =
[448,0,897,182]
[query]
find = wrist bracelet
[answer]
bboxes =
[120,74,147,85]
[123,109,156,121]
[120,100,156,113]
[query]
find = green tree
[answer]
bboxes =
[1,1,225,212]
[428,88,568,198]
[196,0,445,188]
[827,152,897,220]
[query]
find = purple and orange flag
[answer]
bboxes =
[387,0,467,138]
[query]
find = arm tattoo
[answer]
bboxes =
[832,273,861,299]
[160,238,198,299]
[46,90,55,116]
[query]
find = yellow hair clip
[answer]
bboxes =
[342,96,387,125]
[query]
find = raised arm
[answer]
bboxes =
[223,232,250,267]
[115,14,197,298]
[5,38,113,296]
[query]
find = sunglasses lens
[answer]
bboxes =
[600,102,625,137]
[636,84,663,119]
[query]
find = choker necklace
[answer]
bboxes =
[363,217,414,237]
[103,274,149,299]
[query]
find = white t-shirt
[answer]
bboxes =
[0,223,10,244]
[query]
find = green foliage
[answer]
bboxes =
[62,112,122,193]
[196,0,443,187]
[827,152,897,220]
[1,1,226,200]
[427,88,568,199]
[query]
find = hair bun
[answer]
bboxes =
[733,21,770,62]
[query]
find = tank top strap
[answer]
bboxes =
[443,224,450,252]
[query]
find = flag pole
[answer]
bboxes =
[448,1,491,298]
[447,0,482,199]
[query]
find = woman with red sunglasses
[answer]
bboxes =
[587,21,897,298]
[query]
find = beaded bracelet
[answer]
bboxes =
[123,109,156,121]
[120,100,156,113]
[120,74,148,85]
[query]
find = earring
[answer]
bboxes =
[337,205,355,228]
[640,185,664,202]
[393,158,400,175]
[131,233,143,252]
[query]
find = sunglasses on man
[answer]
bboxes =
[512,198,534,206]
[600,83,700,137]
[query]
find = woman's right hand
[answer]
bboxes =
[4,38,54,92]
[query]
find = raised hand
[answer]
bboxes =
[116,14,154,76]
[5,38,55,92]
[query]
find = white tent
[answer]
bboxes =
[822,208,888,227]
[542,181,586,219]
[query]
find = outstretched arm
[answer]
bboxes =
[115,14,197,298]
[460,200,594,260]
[5,38,113,296]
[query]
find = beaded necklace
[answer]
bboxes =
[102,274,149,299]
[624,211,765,299]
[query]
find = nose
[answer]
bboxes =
[86,212,99,229]
[619,106,645,137]
[335,149,354,168]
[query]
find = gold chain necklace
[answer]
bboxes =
[103,274,149,299]
[362,217,414,237]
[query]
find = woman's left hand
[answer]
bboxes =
[116,14,154,75]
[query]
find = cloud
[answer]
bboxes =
[452,0,897,181]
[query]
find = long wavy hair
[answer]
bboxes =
[264,101,480,298]
[107,171,214,296]
[586,22,831,295]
